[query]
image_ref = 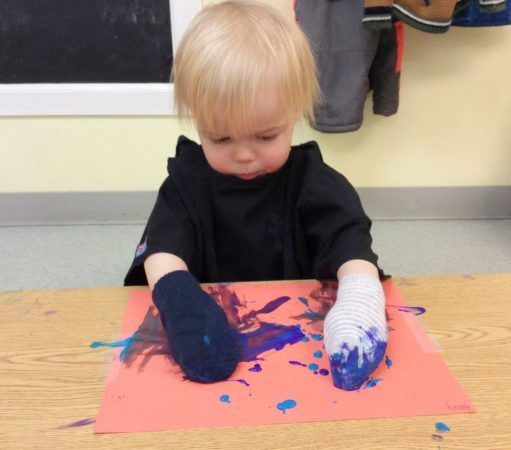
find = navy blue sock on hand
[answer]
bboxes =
[152,270,240,383]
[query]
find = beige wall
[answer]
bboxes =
[1,0,510,193]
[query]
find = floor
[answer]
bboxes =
[1,219,510,291]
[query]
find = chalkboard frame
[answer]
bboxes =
[0,0,202,116]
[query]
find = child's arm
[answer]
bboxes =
[144,252,189,290]
[144,253,239,383]
[324,259,388,390]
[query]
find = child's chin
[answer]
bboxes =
[237,172,262,180]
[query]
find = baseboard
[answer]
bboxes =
[1,186,510,225]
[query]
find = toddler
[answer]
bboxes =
[125,0,388,390]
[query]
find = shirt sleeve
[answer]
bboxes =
[124,175,196,286]
[298,161,379,280]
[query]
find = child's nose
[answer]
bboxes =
[233,147,256,163]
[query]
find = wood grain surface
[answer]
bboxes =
[1,274,510,449]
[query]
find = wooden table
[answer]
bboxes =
[1,274,510,449]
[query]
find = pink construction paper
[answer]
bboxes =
[94,279,475,433]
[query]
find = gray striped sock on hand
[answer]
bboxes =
[324,274,388,390]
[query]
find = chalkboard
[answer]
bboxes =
[0,0,173,83]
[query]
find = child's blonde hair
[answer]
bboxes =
[172,0,319,136]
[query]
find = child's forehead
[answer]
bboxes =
[198,92,293,137]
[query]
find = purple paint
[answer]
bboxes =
[289,360,307,367]
[57,417,96,429]
[255,296,291,314]
[44,310,57,316]
[385,355,393,368]
[431,434,444,442]
[319,368,329,376]
[387,304,426,315]
[248,363,262,372]
[229,379,250,387]
[238,323,305,362]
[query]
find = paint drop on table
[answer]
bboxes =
[385,355,393,368]
[310,333,323,341]
[219,394,231,403]
[277,399,297,414]
[313,350,323,358]
[308,363,319,371]
[435,422,450,432]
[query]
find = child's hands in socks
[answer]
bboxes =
[152,270,240,383]
[324,274,388,390]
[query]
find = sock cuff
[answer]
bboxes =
[152,270,202,311]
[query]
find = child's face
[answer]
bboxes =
[197,95,299,180]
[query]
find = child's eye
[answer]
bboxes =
[258,135,277,141]
[212,137,230,144]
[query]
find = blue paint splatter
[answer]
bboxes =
[385,355,393,368]
[301,336,310,342]
[289,360,307,367]
[298,297,309,307]
[364,378,384,389]
[203,335,211,346]
[90,337,135,362]
[277,399,297,414]
[249,363,262,372]
[435,422,451,432]
[219,394,231,403]
[319,368,329,376]
[308,363,319,371]
[310,333,323,341]
[313,350,323,358]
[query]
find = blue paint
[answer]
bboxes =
[329,328,387,390]
[301,311,323,319]
[277,399,297,414]
[301,336,310,342]
[248,363,262,372]
[364,378,384,389]
[203,335,211,346]
[310,333,323,341]
[298,297,309,307]
[385,355,393,368]
[238,323,305,362]
[219,394,231,403]
[308,363,319,371]
[319,368,329,376]
[313,350,323,358]
[435,422,451,432]
[289,360,307,367]
[90,337,135,361]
